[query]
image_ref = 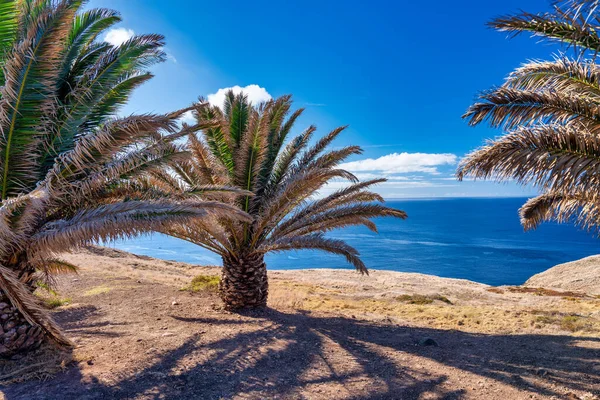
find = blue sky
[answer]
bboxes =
[90,0,560,198]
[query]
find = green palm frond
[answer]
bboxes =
[0,0,82,199]
[0,0,18,84]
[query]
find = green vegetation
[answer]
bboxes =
[183,275,221,293]
[35,283,70,309]
[458,1,600,232]
[42,297,72,310]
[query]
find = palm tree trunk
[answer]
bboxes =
[0,291,45,357]
[220,253,268,310]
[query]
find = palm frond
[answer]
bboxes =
[463,87,600,131]
[260,233,367,273]
[0,264,70,346]
[519,190,600,231]
[31,200,248,258]
[0,0,82,199]
[490,1,600,53]
[457,123,600,193]
[504,57,600,96]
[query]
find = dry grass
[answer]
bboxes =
[263,280,600,335]
[0,344,72,386]
[506,286,591,298]
[395,294,453,305]
[82,285,112,296]
[531,310,597,332]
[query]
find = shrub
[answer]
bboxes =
[184,275,221,293]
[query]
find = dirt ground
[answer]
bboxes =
[1,246,599,400]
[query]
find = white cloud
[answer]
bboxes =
[340,152,458,175]
[104,28,134,46]
[207,85,272,108]
[180,110,196,125]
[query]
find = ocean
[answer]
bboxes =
[106,197,600,286]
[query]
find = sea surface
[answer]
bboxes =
[106,197,600,286]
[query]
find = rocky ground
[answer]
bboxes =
[0,246,599,399]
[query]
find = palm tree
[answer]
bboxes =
[457,0,600,231]
[149,93,407,310]
[0,1,248,357]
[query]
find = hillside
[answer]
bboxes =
[526,256,600,295]
[1,246,599,400]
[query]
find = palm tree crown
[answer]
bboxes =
[0,0,166,200]
[150,92,407,309]
[458,0,600,232]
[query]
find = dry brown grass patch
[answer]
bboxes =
[0,344,72,385]
[395,294,453,305]
[531,310,597,333]
[507,286,590,298]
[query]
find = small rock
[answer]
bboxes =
[72,279,79,282]
[136,338,143,342]
[418,338,439,347]
[162,332,175,337]
[535,368,548,377]
[171,301,179,306]
[137,280,142,284]
[86,359,94,365]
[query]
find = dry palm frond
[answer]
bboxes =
[518,190,600,231]
[504,57,600,95]
[461,1,600,232]
[457,124,600,192]
[0,265,69,346]
[463,87,600,130]
[491,1,600,54]
[260,234,367,273]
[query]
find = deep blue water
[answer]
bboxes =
[106,197,600,286]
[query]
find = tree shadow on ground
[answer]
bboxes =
[3,308,599,399]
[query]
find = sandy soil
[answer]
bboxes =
[0,246,599,400]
